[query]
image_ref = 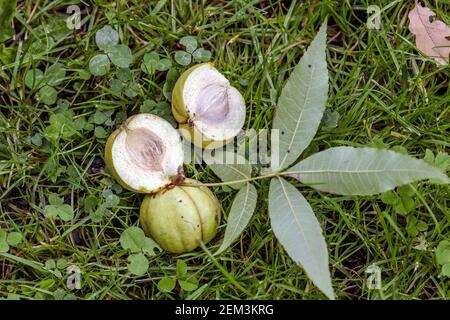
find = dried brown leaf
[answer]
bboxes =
[408,1,450,65]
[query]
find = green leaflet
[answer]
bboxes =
[268,177,334,299]
[286,147,449,196]
[271,19,329,172]
[216,183,257,254]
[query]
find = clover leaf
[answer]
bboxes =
[95,25,119,51]
[106,44,133,68]
[180,36,198,53]
[120,226,160,276]
[89,54,111,76]
[127,253,149,276]
[141,52,172,74]
[192,47,211,62]
[43,194,74,221]
[174,51,191,66]
[24,69,45,89]
[0,229,24,253]
[175,36,211,65]
[39,85,58,105]
[120,227,147,253]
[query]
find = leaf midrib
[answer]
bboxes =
[285,168,438,174]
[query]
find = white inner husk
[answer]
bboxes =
[111,114,183,191]
[182,64,245,141]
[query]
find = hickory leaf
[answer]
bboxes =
[285,147,449,196]
[271,19,329,171]
[216,183,257,254]
[268,177,334,299]
[408,0,450,65]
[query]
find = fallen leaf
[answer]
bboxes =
[408,0,450,65]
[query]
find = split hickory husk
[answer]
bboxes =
[172,63,246,149]
[105,113,185,193]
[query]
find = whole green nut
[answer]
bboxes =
[140,179,221,253]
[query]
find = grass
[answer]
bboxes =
[0,0,449,300]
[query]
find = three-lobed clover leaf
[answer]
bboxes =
[157,260,199,293]
[44,108,82,142]
[175,36,211,66]
[380,184,417,215]
[90,25,133,75]
[120,226,160,276]
[406,216,428,237]
[43,258,67,278]
[43,194,74,221]
[25,63,66,105]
